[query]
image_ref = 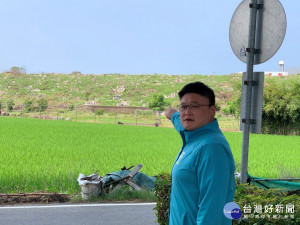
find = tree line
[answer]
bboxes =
[0,98,49,113]
[222,76,300,135]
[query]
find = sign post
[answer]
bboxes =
[240,0,259,184]
[229,0,287,183]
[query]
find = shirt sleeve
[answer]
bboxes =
[171,111,184,134]
[196,143,232,225]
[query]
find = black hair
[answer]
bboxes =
[178,81,215,105]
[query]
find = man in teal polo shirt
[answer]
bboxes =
[166,82,236,225]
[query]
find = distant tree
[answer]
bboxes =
[10,66,26,76]
[0,100,2,111]
[96,109,105,115]
[71,71,82,75]
[149,95,169,124]
[68,104,75,111]
[7,100,15,112]
[222,76,300,135]
[262,78,300,135]
[222,97,241,117]
[149,95,169,112]
[37,98,48,112]
[24,100,34,113]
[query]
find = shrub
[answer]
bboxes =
[68,104,75,111]
[154,172,171,225]
[96,109,105,115]
[24,100,34,113]
[233,183,300,224]
[154,173,300,225]
[149,95,169,112]
[262,78,300,135]
[37,98,48,112]
[7,100,15,112]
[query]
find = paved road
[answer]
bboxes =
[0,203,158,225]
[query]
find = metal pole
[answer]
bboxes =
[75,106,78,122]
[240,0,259,184]
[57,105,59,120]
[22,104,24,117]
[136,110,138,126]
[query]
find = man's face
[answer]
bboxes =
[179,93,216,131]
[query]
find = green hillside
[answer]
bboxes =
[0,72,240,108]
[0,72,299,110]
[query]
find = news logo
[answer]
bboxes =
[224,202,242,220]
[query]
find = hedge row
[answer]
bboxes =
[154,173,300,225]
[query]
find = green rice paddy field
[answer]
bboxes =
[0,117,299,194]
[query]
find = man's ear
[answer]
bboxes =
[210,105,217,118]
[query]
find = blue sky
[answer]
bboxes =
[0,0,299,75]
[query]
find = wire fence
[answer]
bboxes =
[0,104,240,130]
[1,104,167,127]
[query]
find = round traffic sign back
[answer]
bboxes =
[229,0,287,64]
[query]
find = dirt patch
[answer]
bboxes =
[0,193,69,205]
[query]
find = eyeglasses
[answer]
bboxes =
[178,103,213,111]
